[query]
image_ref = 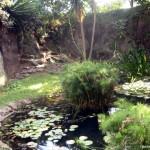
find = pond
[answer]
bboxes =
[0,98,104,150]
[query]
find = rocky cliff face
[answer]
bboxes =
[60,4,150,59]
[0,27,20,80]
[0,4,150,82]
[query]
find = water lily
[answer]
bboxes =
[66,140,75,145]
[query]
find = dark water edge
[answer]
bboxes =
[0,99,105,150]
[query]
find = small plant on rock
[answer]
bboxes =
[61,61,119,110]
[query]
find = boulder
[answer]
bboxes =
[0,51,7,87]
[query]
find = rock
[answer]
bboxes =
[0,141,12,150]
[0,52,7,87]
[36,68,43,72]
[27,69,34,74]
[17,75,24,80]
[15,73,20,78]
[21,70,28,74]
[0,99,31,123]
[0,116,5,122]
[0,107,12,116]
[7,102,18,110]
[20,99,31,105]
[23,74,30,78]
[0,111,14,122]
[21,66,30,69]
[32,61,39,66]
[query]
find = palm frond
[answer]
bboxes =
[2,0,39,29]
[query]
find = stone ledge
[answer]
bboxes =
[0,99,32,123]
[0,99,32,149]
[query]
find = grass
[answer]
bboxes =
[0,73,62,108]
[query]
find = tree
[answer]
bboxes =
[129,0,134,7]
[97,0,124,12]
[89,0,96,60]
[129,0,150,7]
[2,0,39,30]
[134,0,150,5]
[70,0,87,60]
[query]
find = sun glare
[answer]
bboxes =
[95,0,131,8]
[29,83,43,90]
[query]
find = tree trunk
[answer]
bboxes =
[79,15,86,60]
[130,0,134,8]
[89,0,96,60]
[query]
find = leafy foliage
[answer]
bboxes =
[113,19,127,40]
[134,0,150,5]
[119,48,150,81]
[2,0,39,30]
[6,80,22,91]
[61,61,119,110]
[97,0,124,13]
[99,98,150,150]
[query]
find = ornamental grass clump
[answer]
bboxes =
[99,99,150,150]
[61,61,119,110]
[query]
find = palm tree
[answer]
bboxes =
[70,0,86,60]
[89,0,96,60]
[2,0,38,30]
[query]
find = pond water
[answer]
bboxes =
[0,99,104,150]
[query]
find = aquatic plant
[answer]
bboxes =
[76,136,93,149]
[115,80,150,99]
[12,105,80,145]
[61,61,119,110]
[45,124,78,141]
[12,108,64,140]
[66,140,75,145]
[98,98,150,150]
[46,128,66,141]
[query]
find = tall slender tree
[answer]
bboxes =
[129,0,134,7]
[89,0,96,60]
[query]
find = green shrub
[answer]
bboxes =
[119,48,150,81]
[61,61,119,110]
[98,99,150,150]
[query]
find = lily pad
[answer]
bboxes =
[115,80,150,99]
[83,140,93,146]
[70,125,78,129]
[77,136,93,147]
[79,136,88,141]
[66,140,75,145]
[53,139,59,143]
[69,128,75,131]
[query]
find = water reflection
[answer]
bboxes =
[0,100,104,150]
[38,141,69,150]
